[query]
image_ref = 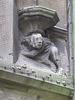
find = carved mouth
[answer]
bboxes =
[37,44,42,47]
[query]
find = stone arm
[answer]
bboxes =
[21,47,44,58]
[21,37,30,47]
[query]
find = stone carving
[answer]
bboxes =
[16,6,69,75]
[20,33,59,72]
[18,6,59,73]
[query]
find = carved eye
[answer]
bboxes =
[36,37,38,40]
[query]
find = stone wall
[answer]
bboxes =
[0,0,72,100]
[0,0,13,62]
[0,0,19,63]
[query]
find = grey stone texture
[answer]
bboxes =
[19,6,59,32]
[13,1,19,63]
[0,0,69,74]
[0,0,13,62]
[18,5,69,75]
[0,81,70,100]
[0,0,18,63]
[16,0,67,29]
[0,0,72,100]
[39,0,67,29]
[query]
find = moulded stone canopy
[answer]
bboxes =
[19,6,59,36]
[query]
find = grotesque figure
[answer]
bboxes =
[21,33,59,72]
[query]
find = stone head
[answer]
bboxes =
[31,33,43,49]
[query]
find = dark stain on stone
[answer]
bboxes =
[36,95,40,100]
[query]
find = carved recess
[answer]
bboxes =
[16,6,69,76]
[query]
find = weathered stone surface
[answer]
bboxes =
[0,0,69,75]
[13,1,19,63]
[16,0,66,29]
[39,0,67,29]
[17,5,69,75]
[19,6,59,33]
[0,81,71,100]
[0,0,13,62]
[0,0,18,63]
[0,0,73,100]
[16,0,38,8]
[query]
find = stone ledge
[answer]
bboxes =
[0,69,73,97]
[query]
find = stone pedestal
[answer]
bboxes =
[16,0,66,29]
[19,6,59,35]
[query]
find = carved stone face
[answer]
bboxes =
[31,34,43,49]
